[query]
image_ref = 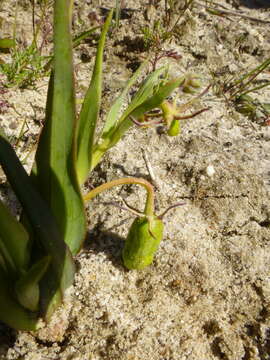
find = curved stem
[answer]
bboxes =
[84,177,155,217]
[158,202,185,219]
[174,107,210,120]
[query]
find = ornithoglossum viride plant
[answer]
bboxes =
[0,0,208,331]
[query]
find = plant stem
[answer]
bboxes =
[84,177,155,217]
[115,0,121,28]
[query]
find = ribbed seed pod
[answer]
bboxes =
[167,118,180,136]
[122,216,164,270]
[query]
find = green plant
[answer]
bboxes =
[84,178,185,270]
[141,0,194,71]
[0,0,206,331]
[0,0,52,87]
[219,58,270,123]
[0,43,50,87]
[0,0,100,87]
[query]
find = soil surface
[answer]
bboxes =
[0,0,270,359]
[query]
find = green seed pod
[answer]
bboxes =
[122,216,164,270]
[167,118,180,136]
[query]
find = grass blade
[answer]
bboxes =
[0,38,15,50]
[44,26,101,72]
[72,26,101,48]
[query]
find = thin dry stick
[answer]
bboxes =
[141,148,160,189]
[158,202,185,219]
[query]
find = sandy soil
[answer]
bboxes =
[0,0,270,359]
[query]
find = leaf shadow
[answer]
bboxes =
[0,322,16,357]
[240,0,270,8]
[82,221,128,271]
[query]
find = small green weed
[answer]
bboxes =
[219,58,270,124]
[141,1,194,70]
[0,44,50,88]
[0,0,52,87]
[0,0,100,88]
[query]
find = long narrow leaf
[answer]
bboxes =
[72,26,101,48]
[44,26,101,72]
[90,67,166,169]
[99,60,147,139]
[0,266,37,331]
[0,237,16,274]
[120,67,167,118]
[0,134,75,317]
[0,199,30,274]
[76,10,113,185]
[15,256,50,312]
[34,0,86,255]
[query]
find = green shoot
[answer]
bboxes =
[0,0,206,331]
[222,58,270,123]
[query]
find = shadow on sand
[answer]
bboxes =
[240,0,270,8]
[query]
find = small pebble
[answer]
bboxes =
[206,165,215,177]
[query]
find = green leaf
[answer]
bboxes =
[72,26,101,48]
[76,10,113,185]
[34,0,86,255]
[0,133,75,318]
[44,26,101,72]
[128,76,185,119]
[0,199,30,275]
[0,266,37,331]
[91,67,166,169]
[15,256,51,312]
[99,60,147,139]
[91,73,185,169]
[116,66,166,124]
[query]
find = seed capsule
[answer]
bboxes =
[167,118,180,136]
[122,216,164,270]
